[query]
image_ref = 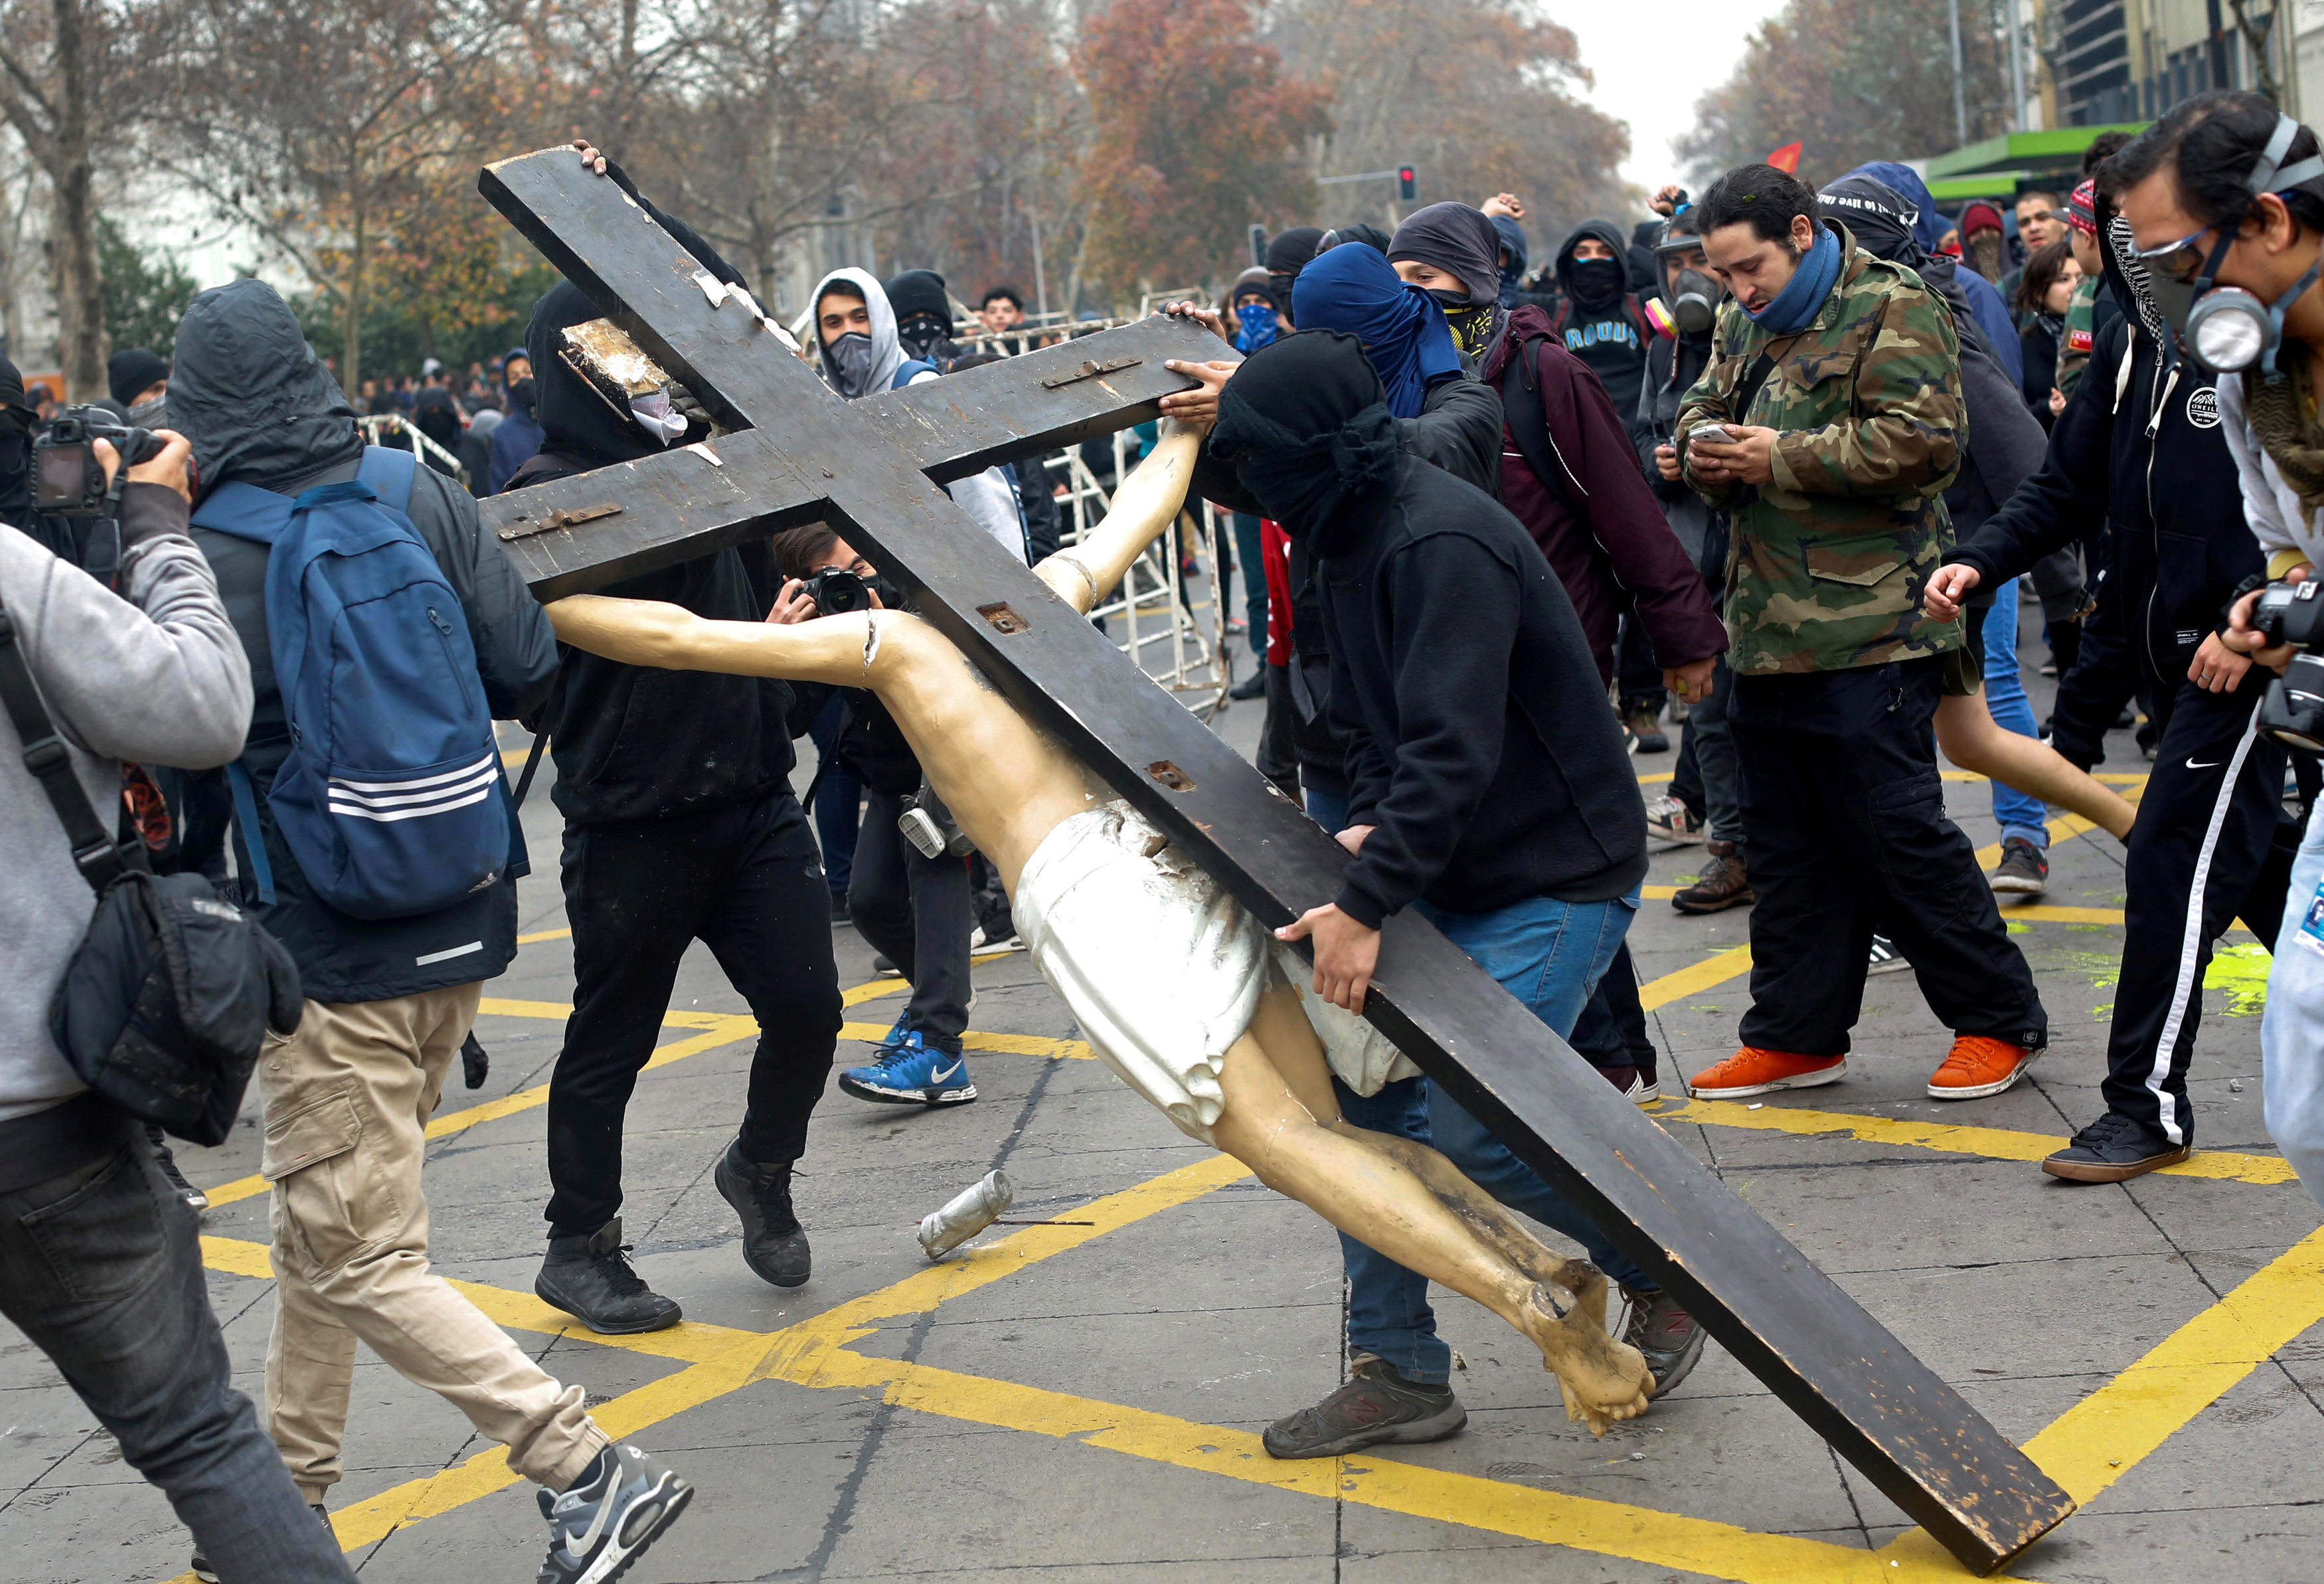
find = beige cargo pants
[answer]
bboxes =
[260,983,608,1502]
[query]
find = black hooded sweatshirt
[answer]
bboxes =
[1950,223,2259,692]
[172,280,560,1002]
[504,161,804,828]
[1551,220,1649,428]
[1214,333,1645,924]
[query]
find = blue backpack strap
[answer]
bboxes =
[224,759,276,905]
[189,480,297,545]
[891,359,937,389]
[355,444,418,512]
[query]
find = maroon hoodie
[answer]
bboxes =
[1479,304,1725,683]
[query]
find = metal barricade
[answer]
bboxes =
[357,413,469,490]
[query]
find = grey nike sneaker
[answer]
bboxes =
[1621,1285,1708,1398]
[1262,1354,1466,1458]
[538,1443,693,1584]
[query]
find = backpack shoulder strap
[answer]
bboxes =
[355,444,418,512]
[1497,333,1583,509]
[0,598,145,893]
[189,480,297,546]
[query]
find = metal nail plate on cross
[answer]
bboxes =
[472,145,2075,1574]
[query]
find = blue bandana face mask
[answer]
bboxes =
[1235,301,1280,353]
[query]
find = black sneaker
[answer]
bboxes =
[1621,1286,1707,1397]
[1989,836,2049,896]
[713,1140,811,1288]
[1867,934,1912,976]
[2042,1110,2193,1183]
[1261,1355,1466,1458]
[1228,669,1266,700]
[195,1502,332,1579]
[1623,703,1669,754]
[829,890,851,924]
[537,1219,683,1334]
[151,1134,209,1211]
[538,1443,693,1584]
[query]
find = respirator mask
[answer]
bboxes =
[2137,113,2324,378]
[1653,237,1722,334]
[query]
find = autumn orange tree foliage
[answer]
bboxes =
[1677,0,2013,187]
[1073,0,1328,300]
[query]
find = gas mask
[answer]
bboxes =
[2140,112,2324,378]
[1666,269,1720,334]
[823,331,876,398]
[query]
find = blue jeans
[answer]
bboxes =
[2265,812,2324,1211]
[0,1134,357,1581]
[1339,889,1646,1385]
[1983,578,2050,850]
[1304,786,1350,837]
[807,693,863,894]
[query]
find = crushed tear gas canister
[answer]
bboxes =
[918,1169,1013,1259]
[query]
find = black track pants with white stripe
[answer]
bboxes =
[2102,673,2295,1146]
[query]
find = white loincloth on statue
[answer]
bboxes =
[1012,800,1418,1143]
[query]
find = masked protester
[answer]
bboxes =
[1843,161,2026,388]
[884,268,959,367]
[108,347,169,424]
[2105,93,2324,1199]
[1223,266,1283,355]
[487,347,542,494]
[1388,201,1507,370]
[504,153,843,1354]
[1207,328,1674,1460]
[1548,221,1651,425]
[1959,200,2008,282]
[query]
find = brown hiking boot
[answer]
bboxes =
[1671,841,1753,914]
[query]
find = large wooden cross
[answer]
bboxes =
[476,147,2072,1574]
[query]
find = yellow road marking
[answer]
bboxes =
[1661,1098,2297,1186]
[1637,889,2129,926]
[2021,1224,2324,1504]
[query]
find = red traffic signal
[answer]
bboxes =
[1397,166,1417,201]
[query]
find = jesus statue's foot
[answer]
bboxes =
[1519,1280,1652,1437]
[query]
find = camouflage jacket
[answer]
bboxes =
[1677,222,1966,675]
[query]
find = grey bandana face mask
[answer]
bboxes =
[824,331,876,399]
[126,392,169,428]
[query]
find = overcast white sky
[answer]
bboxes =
[1562,0,1792,195]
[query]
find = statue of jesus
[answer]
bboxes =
[542,419,1655,1434]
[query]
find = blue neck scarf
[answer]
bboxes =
[1234,302,1279,353]
[1291,244,1463,419]
[1746,224,1842,335]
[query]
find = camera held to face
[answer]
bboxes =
[32,406,169,517]
[2252,580,2324,754]
[803,565,874,616]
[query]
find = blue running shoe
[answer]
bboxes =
[838,1030,976,1106]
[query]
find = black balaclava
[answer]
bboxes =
[1323,222,1392,254]
[1388,202,1506,361]
[1557,221,1631,313]
[1817,176,1920,266]
[1264,226,1325,323]
[1211,330,1402,553]
[525,280,663,468]
[884,268,954,364]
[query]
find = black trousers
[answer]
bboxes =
[2102,673,2296,1146]
[1258,660,1301,800]
[849,787,974,1051]
[1616,612,1666,711]
[2048,614,2141,770]
[546,793,841,1235]
[1732,658,2047,1055]
[1571,940,1656,1078]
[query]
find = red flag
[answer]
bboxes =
[1767,141,1803,174]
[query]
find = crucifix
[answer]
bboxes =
[475,147,2074,1575]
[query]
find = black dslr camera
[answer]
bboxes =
[2252,580,2324,754]
[33,406,168,517]
[803,565,875,615]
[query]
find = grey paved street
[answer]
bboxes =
[5,601,2320,1584]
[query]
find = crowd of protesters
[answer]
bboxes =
[7,98,2324,1579]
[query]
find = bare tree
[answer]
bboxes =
[163,0,530,391]
[0,0,176,397]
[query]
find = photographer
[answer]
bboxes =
[2110,95,2324,1206]
[773,528,978,1107]
[0,431,355,1582]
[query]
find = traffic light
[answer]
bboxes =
[1397,165,1417,202]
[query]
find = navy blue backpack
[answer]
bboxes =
[194,446,515,920]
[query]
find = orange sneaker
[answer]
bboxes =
[1927,1035,2040,1100]
[1687,1047,1847,1100]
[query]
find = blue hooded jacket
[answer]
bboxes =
[1843,161,2023,386]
